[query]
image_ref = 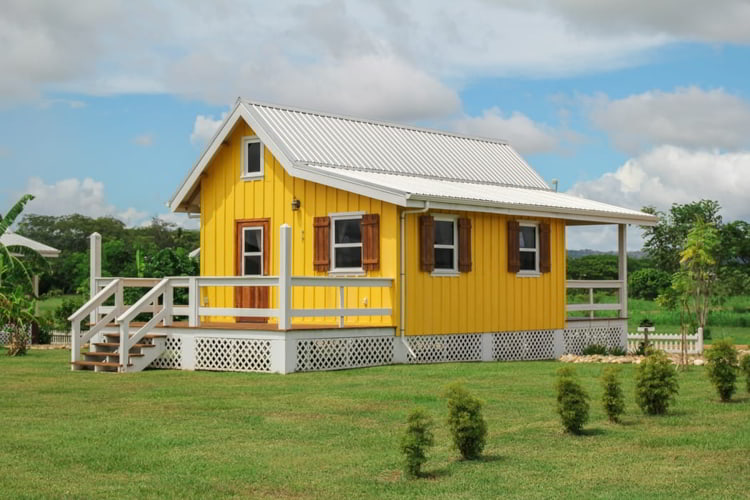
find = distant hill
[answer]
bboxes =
[567,249,646,259]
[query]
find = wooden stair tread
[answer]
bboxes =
[71,361,132,368]
[103,333,167,339]
[93,342,155,348]
[85,352,144,358]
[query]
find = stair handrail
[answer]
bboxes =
[115,278,171,371]
[68,278,123,367]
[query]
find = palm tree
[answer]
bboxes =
[0,194,40,291]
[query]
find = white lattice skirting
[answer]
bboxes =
[139,321,626,374]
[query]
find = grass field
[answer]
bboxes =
[36,294,80,315]
[2,349,749,499]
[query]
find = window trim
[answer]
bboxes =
[330,211,365,274]
[241,226,264,276]
[241,136,264,181]
[518,221,540,277]
[431,214,459,276]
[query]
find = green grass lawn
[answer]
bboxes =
[36,294,81,315]
[1,350,749,499]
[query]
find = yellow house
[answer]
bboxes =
[70,99,657,374]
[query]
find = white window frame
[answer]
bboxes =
[432,214,459,276]
[241,136,264,181]
[518,221,540,277]
[330,212,364,275]
[241,226,264,276]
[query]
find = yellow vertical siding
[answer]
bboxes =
[404,210,566,335]
[200,122,398,326]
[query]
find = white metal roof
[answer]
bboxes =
[245,100,550,190]
[1,233,60,258]
[169,99,658,225]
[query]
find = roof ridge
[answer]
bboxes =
[240,98,512,146]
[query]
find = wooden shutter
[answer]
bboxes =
[458,217,472,272]
[539,222,551,273]
[507,220,520,273]
[361,213,380,271]
[419,215,434,272]
[313,216,330,272]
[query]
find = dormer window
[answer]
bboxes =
[241,136,264,180]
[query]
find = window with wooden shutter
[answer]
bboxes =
[361,213,379,271]
[507,220,520,273]
[419,215,434,272]
[313,216,330,271]
[458,217,472,272]
[539,222,551,273]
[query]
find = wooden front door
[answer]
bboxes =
[235,219,270,323]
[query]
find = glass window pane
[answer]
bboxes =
[519,226,536,249]
[434,248,454,269]
[244,255,262,275]
[335,246,362,268]
[334,219,361,244]
[520,251,536,271]
[247,141,261,173]
[434,220,454,245]
[244,228,262,253]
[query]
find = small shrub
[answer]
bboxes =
[705,339,739,402]
[400,408,435,478]
[582,344,608,355]
[444,383,487,460]
[555,366,589,434]
[740,354,750,393]
[600,366,625,422]
[607,346,627,356]
[635,350,679,415]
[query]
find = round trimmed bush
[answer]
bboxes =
[740,354,750,393]
[635,350,679,415]
[705,339,739,402]
[556,366,589,434]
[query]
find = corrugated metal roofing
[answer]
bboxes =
[243,100,551,190]
[313,166,654,222]
[1,233,60,258]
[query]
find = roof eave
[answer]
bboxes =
[407,195,660,226]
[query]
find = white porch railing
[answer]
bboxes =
[627,328,704,354]
[70,225,394,371]
[566,280,625,318]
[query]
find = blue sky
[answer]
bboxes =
[2,0,750,249]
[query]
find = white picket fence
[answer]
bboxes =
[627,327,703,354]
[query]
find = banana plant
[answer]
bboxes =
[0,194,46,293]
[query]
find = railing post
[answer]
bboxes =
[589,287,594,319]
[697,326,704,354]
[339,286,345,328]
[163,280,173,326]
[71,321,81,367]
[278,224,292,330]
[118,322,129,372]
[89,232,101,325]
[188,277,199,327]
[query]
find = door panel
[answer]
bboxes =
[235,219,270,323]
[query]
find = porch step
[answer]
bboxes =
[103,333,167,340]
[93,342,156,349]
[71,361,132,369]
[85,351,144,358]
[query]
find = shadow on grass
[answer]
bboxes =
[421,467,452,480]
[574,427,606,437]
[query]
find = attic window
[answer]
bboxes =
[241,136,264,180]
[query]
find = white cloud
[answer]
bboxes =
[453,107,560,154]
[22,177,149,227]
[147,212,199,230]
[566,145,750,249]
[190,113,227,147]
[587,87,750,154]
[132,134,155,147]
[37,98,86,109]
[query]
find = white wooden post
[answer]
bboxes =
[188,277,199,327]
[589,287,594,319]
[71,321,81,367]
[697,327,704,354]
[278,224,292,330]
[89,233,101,325]
[118,322,129,372]
[163,280,173,326]
[618,224,628,320]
